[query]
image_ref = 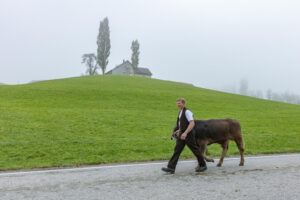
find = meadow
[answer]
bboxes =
[0,75,300,170]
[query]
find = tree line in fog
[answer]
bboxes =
[222,79,300,105]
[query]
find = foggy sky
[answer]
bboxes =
[1,0,300,95]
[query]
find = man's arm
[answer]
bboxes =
[180,120,195,140]
[173,124,179,132]
[173,114,180,135]
[173,124,180,138]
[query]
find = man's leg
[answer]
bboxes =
[167,139,186,170]
[185,130,206,168]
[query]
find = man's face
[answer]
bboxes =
[177,101,185,110]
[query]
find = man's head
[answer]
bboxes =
[176,98,185,110]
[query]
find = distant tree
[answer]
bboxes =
[282,91,291,103]
[266,89,272,100]
[296,97,300,105]
[272,92,283,102]
[239,79,248,95]
[82,53,98,75]
[255,90,264,99]
[264,89,300,105]
[97,17,111,74]
[131,40,140,69]
[282,91,300,104]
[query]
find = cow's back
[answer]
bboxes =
[194,118,241,143]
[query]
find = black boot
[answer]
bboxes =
[195,165,207,172]
[161,167,175,174]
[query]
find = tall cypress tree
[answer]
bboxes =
[131,40,140,70]
[97,17,111,74]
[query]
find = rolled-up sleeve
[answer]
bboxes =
[185,110,194,122]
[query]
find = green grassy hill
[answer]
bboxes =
[0,75,300,170]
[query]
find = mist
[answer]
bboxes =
[1,0,300,96]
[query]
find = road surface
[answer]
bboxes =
[0,154,300,200]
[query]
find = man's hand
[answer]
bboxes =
[180,133,187,140]
[175,130,180,137]
[180,120,195,140]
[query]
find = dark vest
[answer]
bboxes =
[176,107,189,132]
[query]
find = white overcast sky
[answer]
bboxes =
[1,0,300,95]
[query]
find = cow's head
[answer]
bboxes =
[170,131,179,140]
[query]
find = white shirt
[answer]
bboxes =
[178,109,194,129]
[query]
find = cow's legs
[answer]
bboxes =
[194,140,214,169]
[235,137,245,166]
[196,140,214,163]
[203,144,214,162]
[217,140,229,167]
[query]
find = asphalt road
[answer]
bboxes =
[0,153,300,200]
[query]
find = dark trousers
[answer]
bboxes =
[168,130,206,170]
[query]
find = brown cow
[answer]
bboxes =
[172,118,245,167]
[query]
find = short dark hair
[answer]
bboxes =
[176,98,185,104]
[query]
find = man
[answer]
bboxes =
[161,98,207,174]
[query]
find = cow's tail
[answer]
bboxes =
[231,119,245,166]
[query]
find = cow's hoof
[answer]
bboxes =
[205,158,214,163]
[239,163,244,166]
[216,163,222,167]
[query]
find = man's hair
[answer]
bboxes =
[176,97,185,104]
